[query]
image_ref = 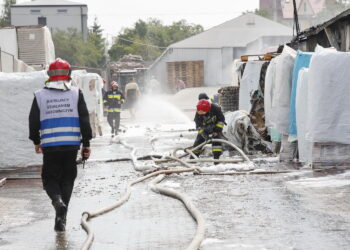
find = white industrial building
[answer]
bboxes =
[148,13,293,90]
[11,0,88,40]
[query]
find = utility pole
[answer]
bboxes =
[293,0,301,38]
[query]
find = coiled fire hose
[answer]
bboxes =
[80,156,204,250]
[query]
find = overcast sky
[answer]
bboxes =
[15,0,259,38]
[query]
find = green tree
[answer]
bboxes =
[52,25,106,68]
[0,0,16,27]
[108,18,204,61]
[254,8,273,19]
[89,17,106,66]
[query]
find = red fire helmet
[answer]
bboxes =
[197,99,211,113]
[110,81,118,87]
[47,58,71,81]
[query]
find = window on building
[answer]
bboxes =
[304,2,307,12]
[38,17,47,26]
[57,9,68,14]
[30,9,41,14]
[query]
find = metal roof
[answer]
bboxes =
[12,0,86,7]
[170,13,292,49]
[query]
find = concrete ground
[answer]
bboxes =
[1,115,350,250]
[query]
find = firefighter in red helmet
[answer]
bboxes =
[193,99,226,162]
[103,81,125,137]
[29,58,92,231]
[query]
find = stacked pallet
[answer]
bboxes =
[167,60,204,90]
[218,86,239,113]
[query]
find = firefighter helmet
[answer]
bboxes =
[47,58,71,81]
[197,99,211,113]
[110,81,118,88]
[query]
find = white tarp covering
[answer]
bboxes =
[307,49,350,144]
[271,45,296,134]
[296,68,312,163]
[13,58,35,72]
[0,27,18,58]
[264,56,278,128]
[0,71,47,168]
[71,71,104,137]
[238,61,265,112]
[232,59,244,86]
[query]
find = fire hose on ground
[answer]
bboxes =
[80,159,203,250]
[80,135,307,249]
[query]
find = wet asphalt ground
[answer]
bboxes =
[0,117,350,250]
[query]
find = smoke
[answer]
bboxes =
[133,94,193,125]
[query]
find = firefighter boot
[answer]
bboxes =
[213,152,222,165]
[111,128,115,138]
[52,195,67,232]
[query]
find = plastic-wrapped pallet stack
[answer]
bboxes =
[306,48,350,168]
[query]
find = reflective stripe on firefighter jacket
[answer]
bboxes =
[34,87,81,148]
[104,90,125,113]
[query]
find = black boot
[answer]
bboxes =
[213,152,222,165]
[52,196,67,232]
[111,128,115,138]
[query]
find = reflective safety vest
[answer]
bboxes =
[35,87,81,147]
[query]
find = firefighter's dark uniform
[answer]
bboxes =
[29,86,92,230]
[103,89,125,134]
[193,103,225,159]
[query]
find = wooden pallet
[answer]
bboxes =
[240,53,279,62]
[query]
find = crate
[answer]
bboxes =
[218,86,239,112]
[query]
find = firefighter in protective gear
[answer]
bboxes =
[103,81,125,136]
[29,58,92,232]
[193,99,226,161]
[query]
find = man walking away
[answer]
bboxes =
[103,81,125,137]
[29,58,92,232]
[193,99,226,162]
[125,77,141,119]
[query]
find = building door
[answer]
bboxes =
[167,60,204,91]
[38,17,47,25]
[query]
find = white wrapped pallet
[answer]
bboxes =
[307,50,350,144]
[16,26,55,69]
[0,27,18,58]
[0,71,48,168]
[238,60,265,112]
[295,68,312,163]
[264,56,278,128]
[272,45,296,135]
[71,71,104,137]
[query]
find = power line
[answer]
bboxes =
[107,33,167,49]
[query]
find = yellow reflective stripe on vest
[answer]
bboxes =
[108,108,121,112]
[108,95,121,100]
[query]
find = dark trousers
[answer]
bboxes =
[193,133,223,159]
[107,112,121,132]
[42,150,78,206]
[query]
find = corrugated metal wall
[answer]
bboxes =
[17,27,49,69]
[149,47,234,89]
